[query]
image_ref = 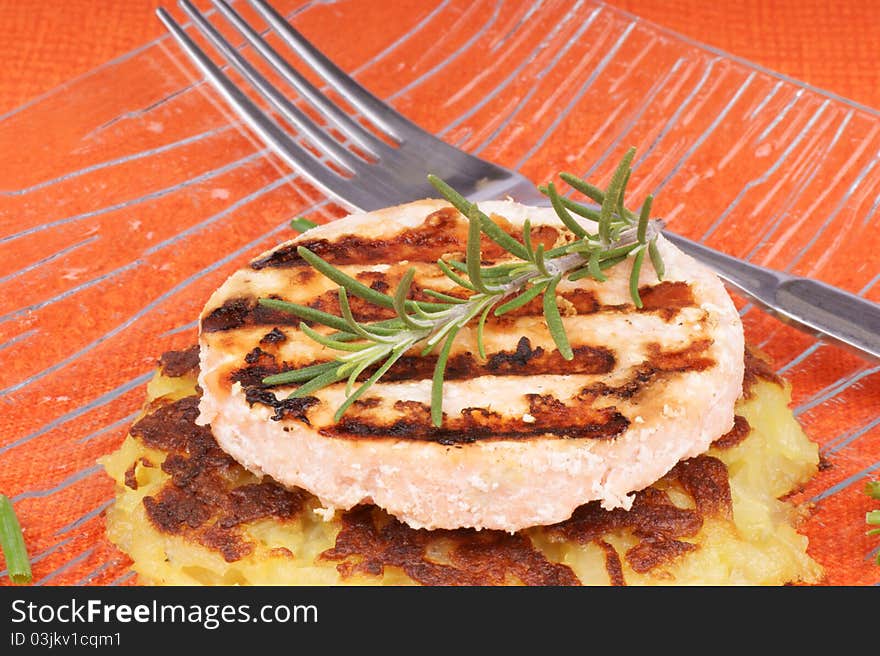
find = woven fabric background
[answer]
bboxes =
[3,0,880,114]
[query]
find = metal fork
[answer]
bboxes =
[158,0,880,363]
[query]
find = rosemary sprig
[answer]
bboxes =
[261,147,664,426]
[868,480,880,564]
[290,217,318,233]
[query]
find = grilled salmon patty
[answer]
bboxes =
[197,199,745,531]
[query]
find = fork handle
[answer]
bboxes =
[662,232,880,362]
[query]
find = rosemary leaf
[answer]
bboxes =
[445,259,468,273]
[259,298,352,334]
[330,318,406,341]
[393,268,421,329]
[559,173,606,204]
[298,246,446,312]
[299,246,395,308]
[338,288,386,341]
[567,254,630,281]
[559,172,637,222]
[599,254,630,270]
[566,241,638,259]
[630,246,646,309]
[289,365,348,399]
[599,147,636,244]
[345,358,375,397]
[546,182,589,238]
[335,359,361,378]
[638,195,653,244]
[422,289,468,304]
[427,175,531,261]
[534,244,550,277]
[588,249,607,282]
[300,322,371,352]
[476,303,494,359]
[476,212,533,263]
[431,326,462,427]
[603,242,642,260]
[539,184,601,223]
[545,243,579,258]
[262,361,339,386]
[481,264,528,278]
[543,276,573,360]
[494,280,548,316]
[522,218,535,261]
[437,258,477,291]
[616,168,631,224]
[447,260,523,279]
[648,238,665,280]
[566,267,591,282]
[290,217,318,233]
[333,345,411,422]
[466,206,491,294]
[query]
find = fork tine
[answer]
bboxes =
[177,0,366,174]
[211,0,389,158]
[156,6,380,211]
[247,0,421,141]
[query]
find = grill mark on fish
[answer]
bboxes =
[645,339,715,371]
[321,397,630,443]
[233,340,717,439]
[636,281,695,319]
[204,278,697,335]
[244,346,272,364]
[320,505,580,586]
[201,296,301,333]
[259,328,287,345]
[243,387,319,424]
[233,333,712,393]
[230,337,617,388]
[573,339,716,404]
[250,208,562,270]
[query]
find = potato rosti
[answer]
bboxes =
[101,346,822,585]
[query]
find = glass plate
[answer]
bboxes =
[0,0,877,586]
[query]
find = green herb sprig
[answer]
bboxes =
[261,148,663,426]
[868,480,880,564]
[0,494,31,585]
[290,216,318,233]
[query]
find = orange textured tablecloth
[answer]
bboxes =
[3,0,880,114]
